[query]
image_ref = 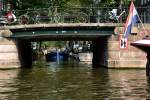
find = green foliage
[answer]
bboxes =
[100,0,130,7]
[14,0,49,9]
[14,0,132,10]
[42,41,66,48]
[15,0,73,10]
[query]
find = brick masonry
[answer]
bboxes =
[106,24,150,68]
[0,38,21,69]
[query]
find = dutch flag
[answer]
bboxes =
[124,1,139,38]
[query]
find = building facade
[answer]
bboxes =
[136,0,150,23]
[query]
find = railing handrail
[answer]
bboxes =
[0,7,149,25]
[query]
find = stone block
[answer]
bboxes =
[0,45,18,53]
[107,60,146,68]
[0,30,12,37]
[0,53,19,60]
[108,41,120,51]
[0,60,20,69]
[0,39,21,69]
[108,51,120,60]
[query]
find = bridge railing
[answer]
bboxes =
[1,7,150,25]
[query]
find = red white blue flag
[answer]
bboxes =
[124,1,139,38]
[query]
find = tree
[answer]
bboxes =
[14,0,75,10]
[14,0,50,10]
[13,0,133,11]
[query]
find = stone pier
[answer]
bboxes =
[92,24,150,68]
[0,30,21,69]
[107,35,147,68]
[0,30,32,69]
[93,35,147,68]
[100,25,149,68]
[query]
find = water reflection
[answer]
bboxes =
[107,69,150,99]
[0,62,150,99]
[0,69,20,100]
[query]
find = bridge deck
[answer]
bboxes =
[0,23,122,40]
[0,23,122,29]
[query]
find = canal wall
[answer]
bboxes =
[105,24,149,68]
[0,30,32,69]
[0,30,21,69]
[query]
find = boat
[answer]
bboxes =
[45,51,69,62]
[131,36,150,76]
[131,36,150,52]
[78,52,93,62]
[72,42,93,62]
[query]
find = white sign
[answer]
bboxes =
[120,37,128,49]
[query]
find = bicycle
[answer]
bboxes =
[108,9,126,22]
[48,7,64,23]
[28,7,64,24]
[17,7,88,24]
[62,8,88,23]
[18,8,40,24]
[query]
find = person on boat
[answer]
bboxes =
[146,51,150,77]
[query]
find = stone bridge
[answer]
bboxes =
[0,23,149,69]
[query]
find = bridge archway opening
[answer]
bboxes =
[16,36,110,68]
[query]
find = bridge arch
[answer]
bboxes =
[0,23,118,68]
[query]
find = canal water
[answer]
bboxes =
[0,61,150,100]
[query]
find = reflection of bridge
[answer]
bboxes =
[0,22,148,69]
